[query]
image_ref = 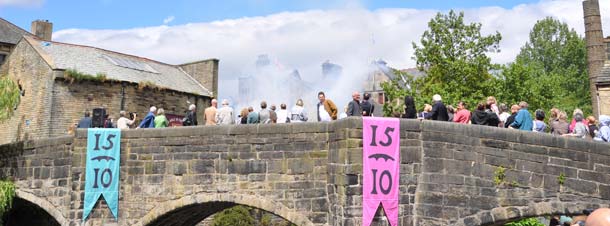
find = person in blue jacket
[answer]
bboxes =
[509,101,533,131]
[138,106,156,128]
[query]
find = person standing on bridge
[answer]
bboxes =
[215,99,234,125]
[532,109,547,133]
[564,112,589,139]
[183,104,198,126]
[550,111,569,135]
[276,103,290,123]
[137,106,156,128]
[77,111,93,128]
[453,101,470,124]
[470,103,499,126]
[117,110,136,129]
[259,101,271,124]
[594,115,610,142]
[204,99,218,125]
[154,108,168,128]
[361,92,375,117]
[504,105,520,128]
[239,108,249,124]
[425,94,449,121]
[291,99,308,123]
[269,104,278,123]
[247,106,259,124]
[486,96,499,116]
[509,102,533,131]
[403,96,417,119]
[317,91,338,122]
[498,104,511,128]
[347,91,362,117]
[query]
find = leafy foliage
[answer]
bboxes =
[0,76,21,122]
[412,10,502,108]
[494,166,506,186]
[64,69,108,83]
[504,218,545,226]
[558,172,566,186]
[497,17,590,116]
[380,69,419,117]
[211,205,295,226]
[137,80,164,91]
[0,180,16,223]
[383,14,590,120]
[212,206,256,226]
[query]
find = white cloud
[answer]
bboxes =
[52,0,610,107]
[0,0,44,7]
[163,16,175,25]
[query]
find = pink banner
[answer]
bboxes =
[362,117,400,226]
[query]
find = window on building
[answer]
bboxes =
[102,54,159,73]
[0,54,6,65]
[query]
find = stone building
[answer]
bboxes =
[583,0,610,116]
[0,18,33,66]
[0,19,218,144]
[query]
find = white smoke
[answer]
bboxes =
[51,0,610,119]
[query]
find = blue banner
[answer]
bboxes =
[83,128,121,221]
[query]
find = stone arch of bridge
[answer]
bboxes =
[13,189,69,226]
[139,192,316,226]
[453,201,607,226]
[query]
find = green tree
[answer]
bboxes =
[412,10,502,107]
[504,217,544,226]
[212,206,255,226]
[498,17,590,115]
[0,76,21,122]
[0,180,16,224]
[380,69,419,117]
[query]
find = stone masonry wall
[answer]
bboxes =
[328,119,610,226]
[50,80,210,136]
[72,122,330,226]
[0,39,55,144]
[1,118,610,226]
[0,38,213,145]
[179,59,219,97]
[0,136,73,226]
[416,121,610,226]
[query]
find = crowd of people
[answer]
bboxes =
[73,91,610,143]
[398,94,610,142]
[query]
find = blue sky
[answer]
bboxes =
[2,0,539,30]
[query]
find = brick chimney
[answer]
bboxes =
[31,20,53,41]
[179,59,219,97]
[583,0,605,117]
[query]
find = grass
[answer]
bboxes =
[63,69,109,83]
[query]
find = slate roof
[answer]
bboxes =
[599,62,610,85]
[0,17,31,45]
[24,36,212,96]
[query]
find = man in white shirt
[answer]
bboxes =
[317,91,337,122]
[117,111,136,129]
[215,99,235,125]
[276,103,290,123]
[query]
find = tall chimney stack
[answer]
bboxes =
[31,20,53,41]
[583,0,605,117]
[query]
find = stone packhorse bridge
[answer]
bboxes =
[1,118,610,226]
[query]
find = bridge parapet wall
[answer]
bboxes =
[0,136,73,225]
[1,118,610,226]
[72,123,332,226]
[328,119,610,226]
